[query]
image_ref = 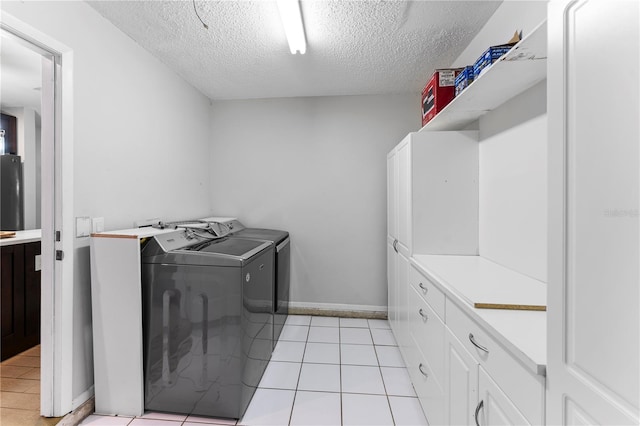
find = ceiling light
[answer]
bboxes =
[277,0,306,55]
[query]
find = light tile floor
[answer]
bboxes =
[81,316,428,426]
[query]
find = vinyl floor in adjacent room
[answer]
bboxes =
[81,316,428,426]
[0,345,62,426]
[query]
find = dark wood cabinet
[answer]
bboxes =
[1,242,41,361]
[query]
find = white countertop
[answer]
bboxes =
[412,254,547,376]
[0,229,42,246]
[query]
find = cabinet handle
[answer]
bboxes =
[474,400,484,426]
[418,308,428,321]
[418,363,428,378]
[468,333,489,354]
[393,239,398,253]
[418,282,428,293]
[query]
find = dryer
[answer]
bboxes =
[140,229,274,419]
[201,217,290,347]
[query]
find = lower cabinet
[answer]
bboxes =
[478,366,530,425]
[406,339,446,426]
[392,263,545,426]
[446,329,478,425]
[1,242,41,361]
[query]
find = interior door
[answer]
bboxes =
[547,1,639,423]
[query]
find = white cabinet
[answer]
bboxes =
[445,329,478,426]
[396,137,410,255]
[446,298,544,425]
[386,131,478,259]
[90,227,173,416]
[387,130,478,389]
[547,1,639,424]
[478,367,530,426]
[396,252,410,352]
[386,237,397,327]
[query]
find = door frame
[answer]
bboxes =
[0,13,75,417]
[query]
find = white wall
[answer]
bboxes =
[450,0,549,282]
[478,81,547,281]
[209,95,419,311]
[2,1,213,405]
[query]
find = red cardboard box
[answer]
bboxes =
[421,69,461,126]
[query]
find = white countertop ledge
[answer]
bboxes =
[411,254,547,376]
[0,229,42,246]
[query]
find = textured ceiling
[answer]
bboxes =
[88,0,501,100]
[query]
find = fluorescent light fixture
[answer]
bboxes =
[277,0,306,54]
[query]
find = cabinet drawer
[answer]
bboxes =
[445,300,545,425]
[407,339,446,426]
[410,264,445,320]
[408,286,445,385]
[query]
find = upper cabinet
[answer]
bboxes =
[420,20,547,132]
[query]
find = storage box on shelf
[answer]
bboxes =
[421,68,463,126]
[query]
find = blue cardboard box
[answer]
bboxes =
[473,43,515,79]
[454,66,475,96]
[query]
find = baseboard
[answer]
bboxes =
[288,302,387,319]
[58,390,94,426]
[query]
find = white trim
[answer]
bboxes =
[72,386,94,411]
[0,11,75,418]
[288,301,387,315]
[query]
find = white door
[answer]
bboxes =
[1,16,75,416]
[547,1,639,423]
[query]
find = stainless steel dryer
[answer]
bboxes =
[140,229,274,419]
[202,217,290,347]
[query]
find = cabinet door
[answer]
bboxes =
[387,239,397,329]
[397,138,411,254]
[547,1,639,423]
[446,330,478,426]
[22,242,41,348]
[477,367,529,425]
[396,252,410,351]
[1,244,26,361]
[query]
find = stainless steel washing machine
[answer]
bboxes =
[140,229,274,419]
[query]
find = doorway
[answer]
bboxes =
[0,15,75,420]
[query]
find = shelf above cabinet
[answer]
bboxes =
[420,20,547,132]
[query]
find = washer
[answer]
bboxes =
[140,229,274,419]
[202,217,290,347]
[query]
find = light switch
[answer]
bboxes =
[92,217,105,233]
[76,217,91,237]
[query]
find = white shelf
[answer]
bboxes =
[420,20,547,132]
